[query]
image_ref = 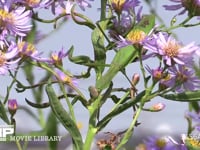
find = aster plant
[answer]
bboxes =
[0,0,200,150]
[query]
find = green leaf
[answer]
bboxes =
[0,100,10,124]
[160,90,200,102]
[92,20,108,80]
[22,61,34,85]
[46,84,83,150]
[193,61,200,78]
[96,45,137,91]
[68,46,94,65]
[71,6,96,30]
[189,102,200,113]
[46,112,58,150]
[136,14,155,34]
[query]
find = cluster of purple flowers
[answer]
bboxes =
[0,0,93,76]
[111,0,200,93]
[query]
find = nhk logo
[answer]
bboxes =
[0,125,14,141]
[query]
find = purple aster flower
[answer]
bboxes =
[144,32,199,66]
[115,29,147,48]
[111,0,140,14]
[0,1,32,37]
[167,136,188,150]
[50,47,69,66]
[123,0,141,13]
[0,42,20,75]
[54,69,78,86]
[55,1,74,16]
[163,0,200,16]
[143,136,177,150]
[110,13,133,36]
[75,0,94,11]
[146,66,165,81]
[17,41,41,58]
[161,65,200,92]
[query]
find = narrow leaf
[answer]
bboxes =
[0,100,10,124]
[96,45,137,91]
[160,90,200,102]
[46,84,83,150]
[68,46,93,65]
[92,20,107,79]
[46,112,58,150]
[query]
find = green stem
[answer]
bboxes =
[38,109,45,128]
[97,90,146,131]
[138,48,147,88]
[166,16,192,32]
[110,91,130,112]
[60,83,76,121]
[32,13,67,23]
[116,85,154,149]
[116,102,144,150]
[22,141,29,150]
[83,124,97,150]
[100,0,107,20]
[4,69,20,104]
[16,141,23,150]
[83,96,102,150]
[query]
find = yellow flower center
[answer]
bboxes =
[111,0,126,13]
[163,41,180,57]
[0,9,14,26]
[177,71,188,83]
[51,54,59,62]
[127,29,146,44]
[187,137,200,147]
[18,41,36,56]
[153,70,163,80]
[51,53,63,66]
[63,75,72,84]
[156,138,166,148]
[25,0,40,6]
[0,51,6,66]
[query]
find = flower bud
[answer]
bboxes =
[151,103,165,111]
[132,73,140,86]
[8,99,18,116]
